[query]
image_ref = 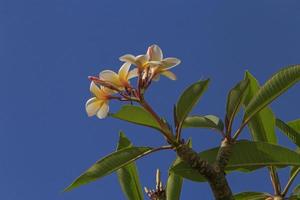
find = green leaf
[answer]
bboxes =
[225,79,249,133]
[166,157,183,200]
[276,117,300,180]
[116,132,144,200]
[65,146,153,191]
[111,105,160,130]
[289,195,300,200]
[243,71,277,143]
[292,184,300,197]
[171,140,300,182]
[289,148,300,179]
[176,79,210,124]
[182,115,224,132]
[233,192,271,200]
[244,65,300,123]
[276,118,300,147]
[288,119,300,133]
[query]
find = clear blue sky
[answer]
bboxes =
[1,0,300,199]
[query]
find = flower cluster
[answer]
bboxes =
[85,44,181,119]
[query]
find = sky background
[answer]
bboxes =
[1,0,300,199]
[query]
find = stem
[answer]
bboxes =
[269,166,281,195]
[175,122,183,142]
[282,168,300,197]
[137,88,233,199]
[149,145,174,153]
[134,145,174,162]
[232,120,248,140]
[139,98,175,144]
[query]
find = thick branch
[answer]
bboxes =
[216,138,233,171]
[176,144,233,200]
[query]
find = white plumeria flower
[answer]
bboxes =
[85,82,114,119]
[99,62,138,89]
[119,44,181,80]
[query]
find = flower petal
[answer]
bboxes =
[90,82,103,99]
[101,86,115,95]
[99,70,121,86]
[135,54,149,67]
[96,102,109,119]
[161,58,181,69]
[127,68,138,79]
[147,44,163,61]
[161,70,177,80]
[119,54,136,64]
[148,60,162,67]
[118,62,131,80]
[86,97,101,117]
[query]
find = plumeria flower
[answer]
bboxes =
[85,82,114,119]
[99,62,138,89]
[119,44,181,80]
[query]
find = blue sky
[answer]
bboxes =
[1,0,300,199]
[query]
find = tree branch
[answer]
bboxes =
[176,143,234,200]
[216,138,234,172]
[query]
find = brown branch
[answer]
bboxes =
[176,143,234,200]
[216,138,234,172]
[138,96,234,199]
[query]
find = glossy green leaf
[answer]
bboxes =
[171,141,300,182]
[111,105,160,130]
[116,132,144,200]
[166,157,183,200]
[182,115,224,132]
[176,79,210,124]
[225,79,249,132]
[288,119,300,133]
[244,65,300,123]
[243,71,277,143]
[292,184,300,198]
[233,192,271,200]
[289,148,300,179]
[276,118,300,147]
[65,146,153,191]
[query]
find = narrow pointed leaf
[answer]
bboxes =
[243,71,277,143]
[244,65,300,123]
[111,105,160,130]
[176,79,210,124]
[288,119,300,133]
[233,192,271,200]
[166,157,183,200]
[116,132,144,200]
[182,115,224,132]
[276,118,300,147]
[225,79,249,132]
[171,141,300,182]
[65,146,153,191]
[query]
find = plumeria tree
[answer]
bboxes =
[65,44,300,200]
